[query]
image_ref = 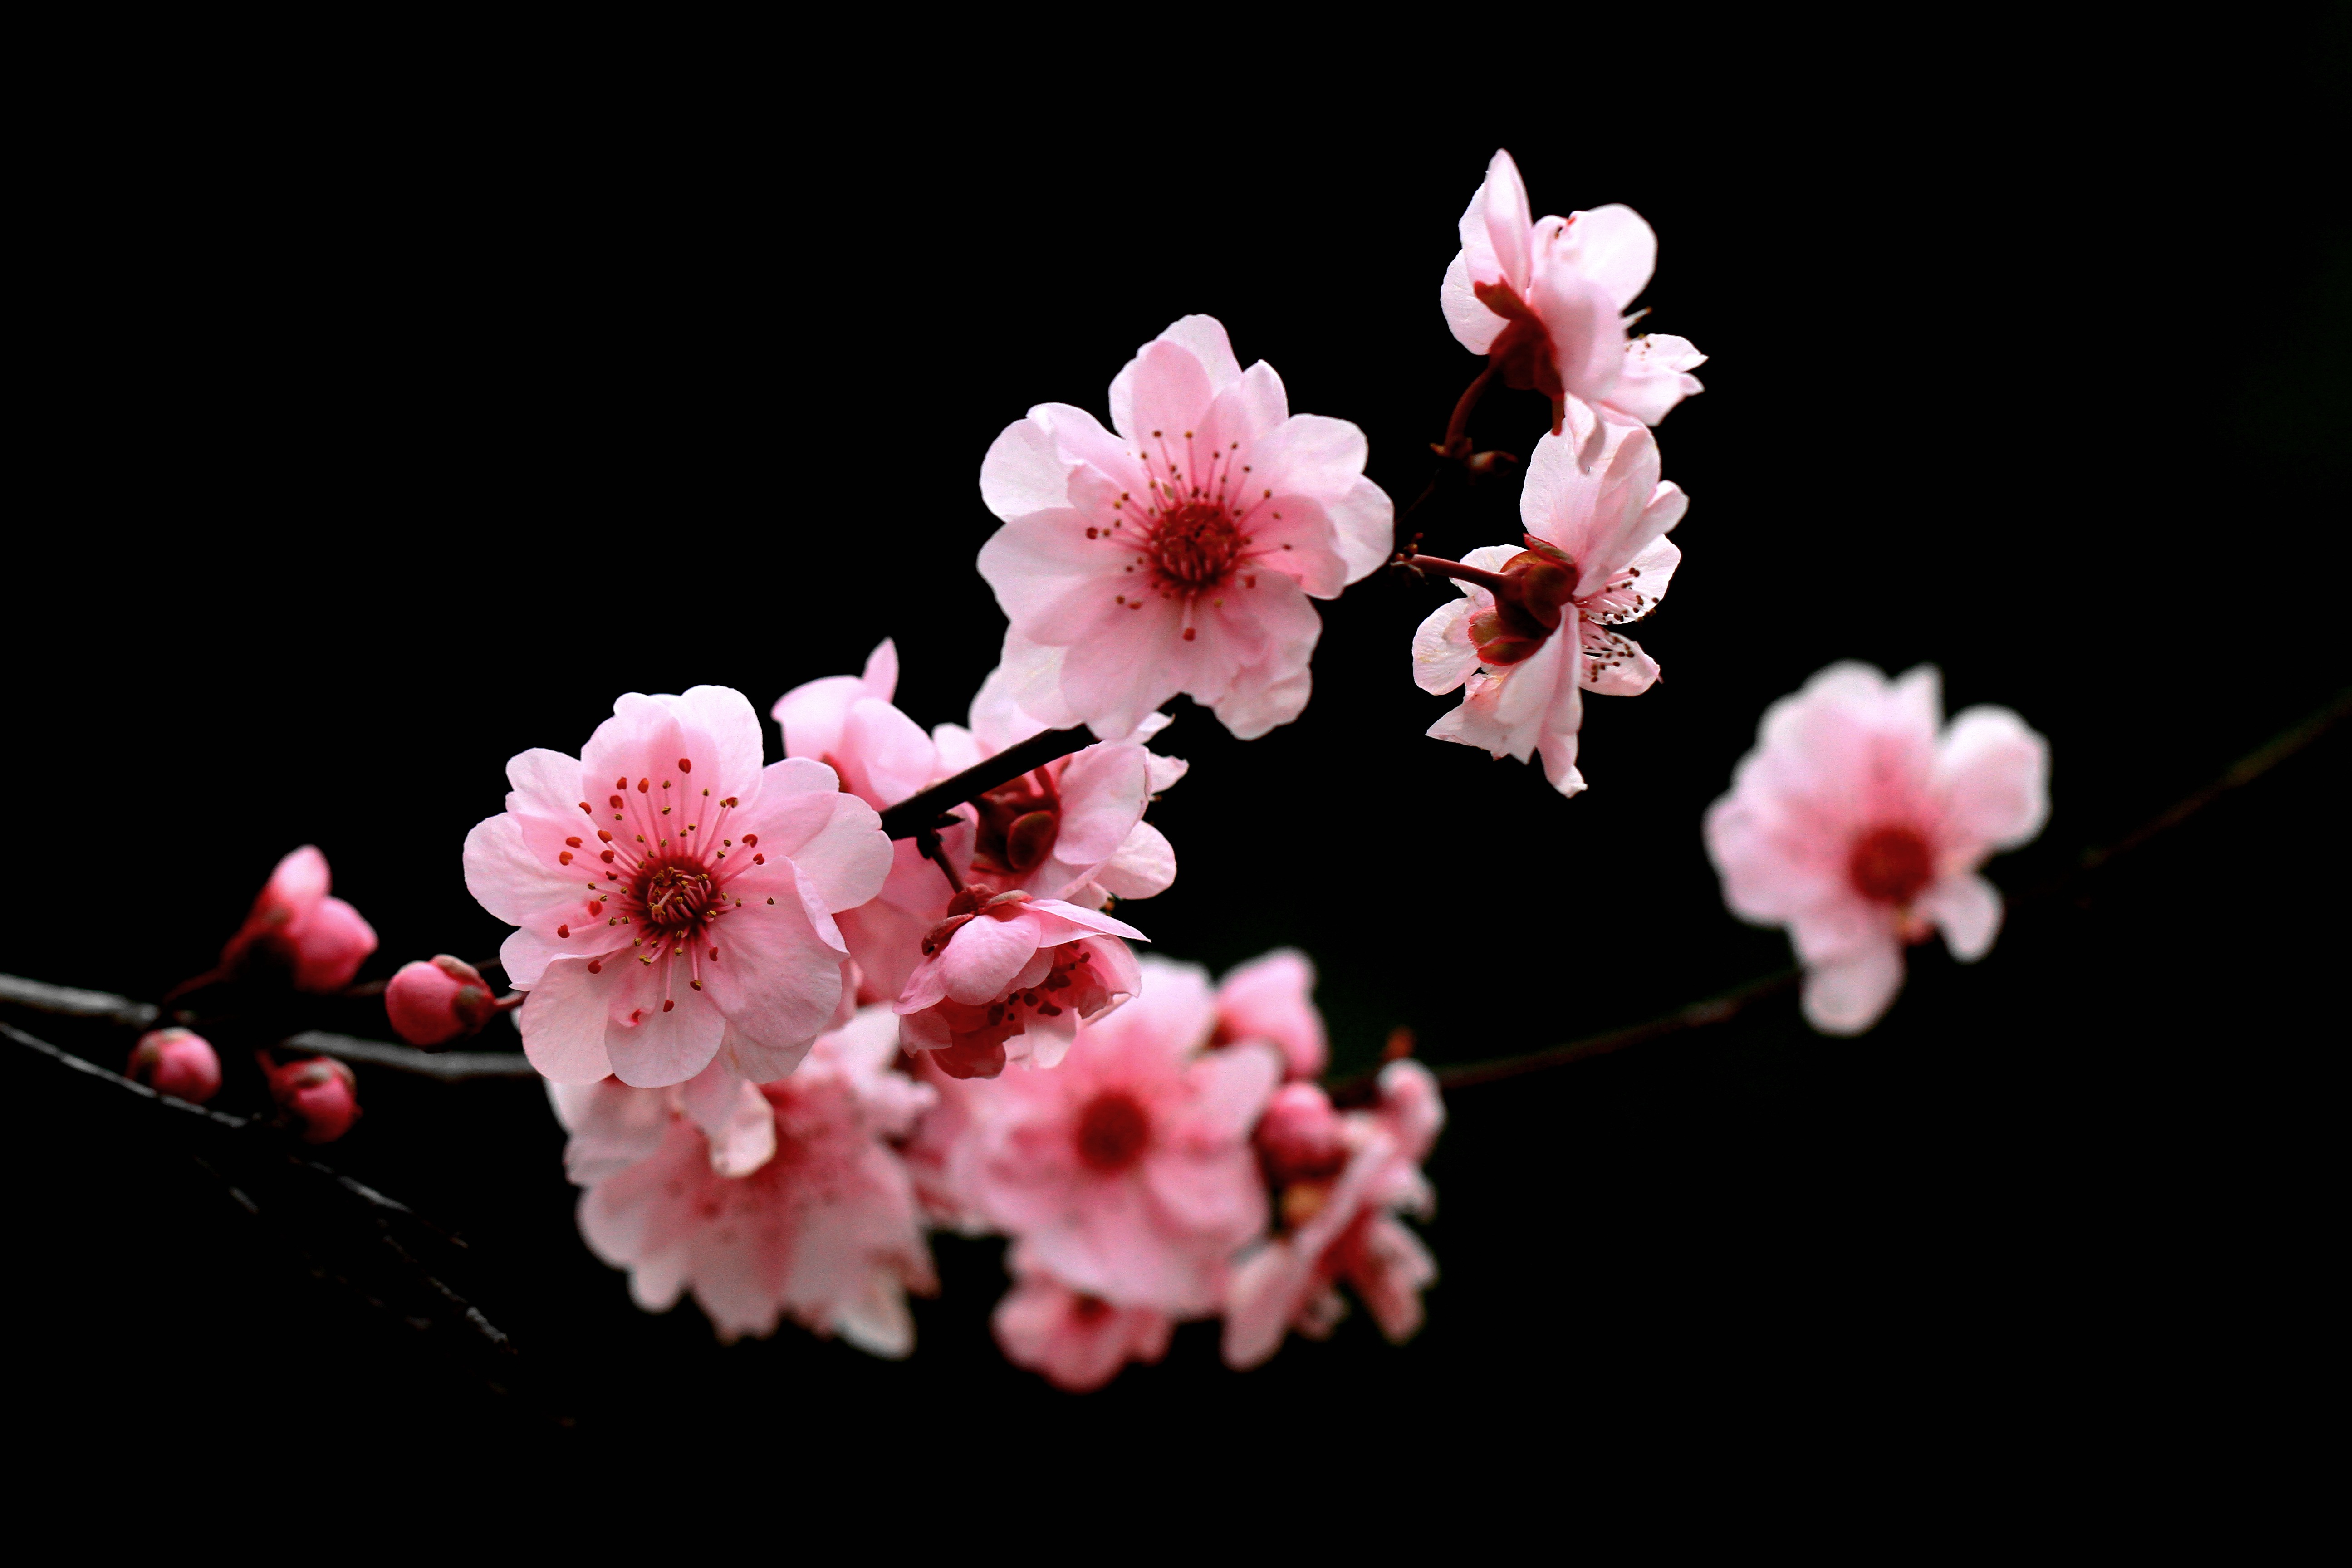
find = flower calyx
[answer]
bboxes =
[919,887,1036,957]
[1402,534,1579,666]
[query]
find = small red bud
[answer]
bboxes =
[1255,1082,1350,1184]
[384,955,499,1048]
[127,1027,222,1104]
[260,1053,360,1144]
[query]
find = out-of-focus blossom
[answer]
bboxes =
[558,1007,937,1353]
[1210,948,1327,1080]
[260,1053,360,1144]
[1412,407,1687,796]
[1440,148,1705,439]
[895,890,1143,1079]
[1704,662,2050,1035]
[993,1265,1174,1392]
[963,958,1278,1313]
[976,314,1393,740]
[902,1049,994,1233]
[221,846,378,993]
[1224,1060,1443,1369]
[384,955,500,1048]
[463,686,891,1088]
[127,1027,220,1103]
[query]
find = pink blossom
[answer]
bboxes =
[384,956,499,1047]
[894,889,1143,1080]
[559,1006,938,1353]
[1440,148,1705,439]
[463,686,891,1088]
[1224,1060,1444,1369]
[976,315,1393,740]
[221,845,378,993]
[770,638,937,813]
[993,1266,1174,1392]
[963,957,1278,1313]
[901,1049,994,1233]
[260,1053,360,1144]
[127,1028,220,1103]
[1704,662,2051,1034]
[1412,405,1688,796]
[1210,948,1327,1080]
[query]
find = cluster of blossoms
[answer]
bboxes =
[107,147,2047,1385]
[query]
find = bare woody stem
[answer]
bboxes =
[875,723,1095,841]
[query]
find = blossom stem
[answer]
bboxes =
[1398,553,1517,596]
[1441,363,1499,455]
[916,828,964,896]
[875,724,1096,841]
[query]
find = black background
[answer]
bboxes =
[7,24,2346,1492]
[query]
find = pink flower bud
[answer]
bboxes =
[221,846,379,993]
[127,1028,222,1103]
[1255,1082,1349,1183]
[260,1053,360,1144]
[384,956,499,1048]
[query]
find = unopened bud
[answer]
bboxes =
[127,1028,222,1103]
[385,955,498,1048]
[220,846,380,993]
[1256,1082,1349,1183]
[260,1054,360,1144]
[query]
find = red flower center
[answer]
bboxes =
[1147,500,1245,593]
[636,857,721,936]
[1069,1294,1114,1325]
[1848,824,1935,906]
[1074,1090,1151,1173]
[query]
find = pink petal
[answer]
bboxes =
[1555,203,1657,312]
[1440,250,1505,355]
[1216,950,1327,1079]
[1801,938,1906,1036]
[1601,333,1708,425]
[937,913,1044,1004]
[1094,820,1176,901]
[1112,338,1215,448]
[699,859,851,1059]
[1108,316,1240,439]
[516,958,617,1082]
[1935,706,2050,852]
[1921,872,2003,962]
[1412,599,1481,695]
[1050,743,1151,866]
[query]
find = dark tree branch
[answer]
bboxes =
[875,724,1095,840]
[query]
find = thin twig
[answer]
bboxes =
[281,1030,540,1081]
[0,974,160,1029]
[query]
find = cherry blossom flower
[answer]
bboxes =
[1209,948,1327,1081]
[1411,406,1688,796]
[260,1053,360,1144]
[894,889,1143,1080]
[1440,148,1705,440]
[127,1028,220,1103]
[1704,662,2051,1035]
[1224,1060,1443,1369]
[976,314,1393,740]
[384,956,499,1048]
[221,846,377,993]
[558,1006,938,1353]
[463,686,891,1088]
[962,957,1278,1313]
[993,1265,1175,1392]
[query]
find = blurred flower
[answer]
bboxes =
[895,890,1142,1079]
[463,686,891,1088]
[1413,405,1687,796]
[993,1265,1174,1392]
[976,314,1392,740]
[220,845,377,993]
[127,1027,220,1103]
[556,1007,937,1353]
[961,958,1279,1314]
[384,955,499,1048]
[260,1053,360,1144]
[1209,948,1327,1080]
[1224,1060,1443,1369]
[1705,662,2051,1034]
[1440,148,1705,436]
